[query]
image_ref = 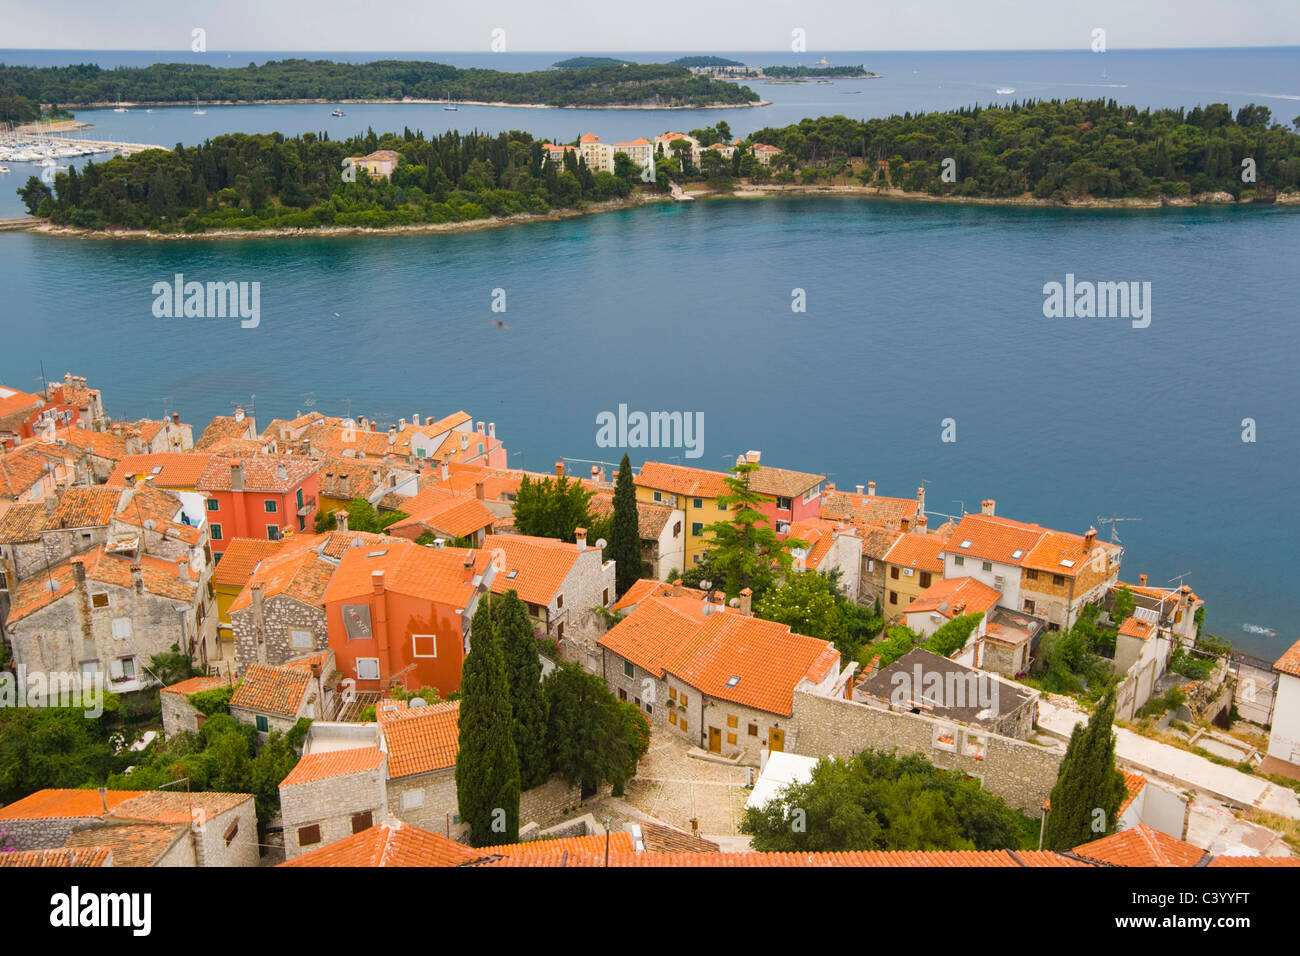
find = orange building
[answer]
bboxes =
[196,457,320,557]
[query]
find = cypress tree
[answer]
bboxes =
[610,453,642,597]
[455,597,521,846]
[499,589,550,790]
[1042,689,1127,850]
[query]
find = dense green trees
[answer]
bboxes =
[0,60,759,108]
[749,99,1300,199]
[740,749,1030,851]
[1042,690,1127,851]
[30,128,635,232]
[498,591,550,790]
[0,706,121,803]
[702,461,803,599]
[922,612,985,658]
[609,453,642,596]
[543,662,649,798]
[455,599,521,845]
[512,472,597,543]
[754,568,883,659]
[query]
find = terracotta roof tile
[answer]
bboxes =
[195,415,256,450]
[1275,637,1300,678]
[883,532,947,573]
[213,538,286,587]
[905,576,1001,619]
[6,548,198,624]
[110,791,252,825]
[483,533,583,606]
[1117,616,1156,642]
[0,501,47,542]
[387,487,495,538]
[281,747,386,787]
[230,663,314,718]
[749,465,824,498]
[635,462,731,499]
[0,444,58,498]
[280,819,480,867]
[105,453,214,488]
[160,675,228,697]
[321,538,483,608]
[1072,824,1207,867]
[197,455,318,493]
[0,846,113,867]
[64,824,183,866]
[945,514,1046,566]
[380,701,461,778]
[0,789,143,821]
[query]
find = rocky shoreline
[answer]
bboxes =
[64,97,771,111]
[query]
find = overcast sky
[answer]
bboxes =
[2,0,1297,51]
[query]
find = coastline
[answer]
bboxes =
[16,183,1297,241]
[62,97,772,111]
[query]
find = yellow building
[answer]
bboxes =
[881,531,947,618]
[211,538,285,658]
[634,462,732,569]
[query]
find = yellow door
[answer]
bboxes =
[708,727,721,753]
[769,727,785,752]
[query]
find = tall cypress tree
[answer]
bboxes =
[499,589,550,790]
[1042,689,1127,851]
[455,597,521,846]
[610,453,642,597]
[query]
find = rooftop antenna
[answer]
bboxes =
[1096,512,1141,545]
[1167,571,1193,588]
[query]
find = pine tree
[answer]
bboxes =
[1042,689,1127,850]
[610,453,642,597]
[455,597,521,845]
[703,460,805,598]
[498,589,550,790]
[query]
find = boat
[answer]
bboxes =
[0,166,9,174]
[113,105,128,113]
[193,99,206,115]
[996,87,1015,95]
[331,108,345,117]
[444,90,458,111]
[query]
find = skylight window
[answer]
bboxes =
[151,466,163,475]
[1059,559,1075,568]
[507,569,519,579]
[1011,549,1024,559]
[725,675,740,687]
[960,540,972,549]
[367,550,387,558]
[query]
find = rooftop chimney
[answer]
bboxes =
[917,516,928,531]
[1084,527,1097,549]
[856,484,864,496]
[335,509,349,532]
[71,560,86,585]
[474,480,485,501]
[1138,572,1148,586]
[672,579,682,597]
[575,528,587,551]
[460,434,468,451]
[276,463,288,482]
[981,499,996,516]
[476,421,485,435]
[177,559,189,580]
[230,462,245,492]
[738,587,753,615]
[412,414,421,426]
[440,462,450,481]
[555,461,565,478]
[745,450,761,464]
[389,425,397,446]
[371,570,385,595]
[99,787,108,813]
[172,412,180,425]
[359,416,368,431]
[488,422,495,438]
[398,418,406,430]
[234,408,245,423]
[901,516,911,533]
[130,564,143,592]
[916,487,926,517]
[867,481,876,497]
[825,482,835,493]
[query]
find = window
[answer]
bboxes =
[267,526,281,540]
[645,704,652,715]
[1053,574,1066,587]
[556,594,563,609]
[210,524,223,540]
[298,515,306,532]
[529,604,539,617]
[680,720,687,734]
[81,661,100,681]
[727,732,737,745]
[890,566,900,580]
[296,488,304,509]
[653,491,663,502]
[726,715,737,728]
[111,619,133,639]
[889,590,898,605]
[776,496,792,511]
[718,502,727,511]
[669,687,677,700]
[255,715,269,733]
[356,658,380,680]
[691,522,703,536]
[693,498,702,509]
[352,811,373,833]
[618,688,627,701]
[1023,600,1036,614]
[224,821,239,846]
[866,559,874,572]
[264,499,278,513]
[692,554,701,565]
[920,572,932,588]
[680,693,688,707]
[205,498,219,511]
[412,634,437,658]
[982,561,993,572]
[953,555,964,566]
[748,723,758,736]
[91,593,109,608]
[673,521,681,536]
[603,588,609,606]
[623,660,634,679]
[670,711,677,726]
[298,824,321,847]
[556,623,564,640]
[1025,569,1038,581]
[776,520,790,534]
[401,789,424,811]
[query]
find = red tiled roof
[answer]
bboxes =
[749,465,824,498]
[387,486,496,538]
[213,538,286,587]
[281,747,386,787]
[0,789,142,821]
[883,532,947,573]
[280,819,481,867]
[0,847,113,867]
[321,538,484,609]
[483,533,583,606]
[1072,824,1207,867]
[197,455,318,493]
[228,535,339,613]
[635,462,731,499]
[904,576,1001,619]
[230,663,314,718]
[64,824,182,866]
[0,444,58,498]
[1117,616,1156,642]
[105,453,214,488]
[1275,637,1300,678]
[195,415,255,450]
[945,513,1046,566]
[380,701,461,778]
[161,675,227,697]
[111,791,252,825]
[0,501,48,542]
[6,548,198,624]
[42,486,121,529]
[1207,855,1300,867]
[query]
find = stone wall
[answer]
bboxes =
[387,770,591,844]
[193,799,260,867]
[791,690,1062,813]
[2,816,103,850]
[161,690,206,737]
[282,764,388,860]
[232,596,327,670]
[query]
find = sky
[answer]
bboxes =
[1,0,1297,51]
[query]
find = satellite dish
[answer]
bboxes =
[700,580,712,590]
[595,538,607,550]
[409,697,428,709]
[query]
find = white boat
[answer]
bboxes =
[444,90,458,111]
[331,108,345,117]
[996,87,1015,95]
[0,166,10,174]
[193,99,206,115]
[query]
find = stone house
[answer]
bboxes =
[599,592,844,763]
[279,747,389,860]
[636,501,685,581]
[379,700,463,835]
[160,674,230,736]
[787,516,862,596]
[483,531,616,671]
[229,650,338,736]
[5,545,215,692]
[902,576,1002,641]
[881,530,946,617]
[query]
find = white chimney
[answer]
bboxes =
[982,499,996,516]
[575,527,587,551]
[412,413,421,426]
[867,481,876,496]
[488,422,495,438]
[399,418,406,430]
[234,407,245,423]
[460,434,469,451]
[856,484,864,495]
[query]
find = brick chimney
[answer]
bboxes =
[825,482,835,494]
[130,564,143,592]
[1138,572,1148,586]
[901,516,911,533]
[575,528,587,551]
[981,499,995,516]
[916,486,926,517]
[867,481,876,497]
[335,509,348,532]
[372,570,385,595]
[71,559,86,586]
[672,579,682,597]
[172,412,180,425]
[917,515,928,531]
[555,461,565,478]
[1084,527,1097,550]
[474,480,485,501]
[230,461,245,492]
[738,587,753,615]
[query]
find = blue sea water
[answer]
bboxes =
[1,48,1298,656]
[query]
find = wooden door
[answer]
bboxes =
[769,727,785,752]
[708,726,721,753]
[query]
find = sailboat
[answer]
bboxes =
[193,98,206,115]
[444,90,458,111]
[112,99,128,113]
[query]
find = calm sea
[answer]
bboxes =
[1,48,1298,656]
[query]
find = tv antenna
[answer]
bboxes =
[1168,571,1193,588]
[1096,512,1141,545]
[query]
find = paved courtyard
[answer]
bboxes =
[606,729,755,841]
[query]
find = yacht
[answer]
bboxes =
[444,91,458,111]
[331,108,346,117]
[0,166,10,174]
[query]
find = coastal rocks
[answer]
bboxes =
[1193,191,1237,204]
[1274,191,1300,205]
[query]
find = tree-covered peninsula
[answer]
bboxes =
[0,59,762,112]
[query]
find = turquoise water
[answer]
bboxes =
[1,196,1297,655]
